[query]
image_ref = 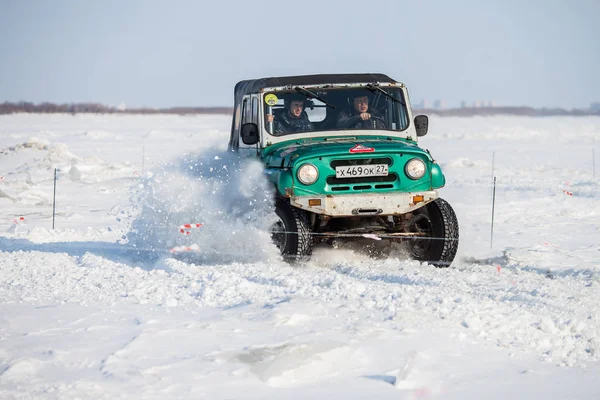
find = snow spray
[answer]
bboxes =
[127,148,280,263]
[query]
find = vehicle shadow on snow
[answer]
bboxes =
[0,236,287,269]
[0,237,168,270]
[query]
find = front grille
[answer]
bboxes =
[327,173,398,185]
[330,157,393,168]
[353,185,372,190]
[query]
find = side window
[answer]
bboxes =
[241,97,251,125]
[251,95,259,124]
[391,91,408,131]
[398,91,409,130]
[234,104,242,131]
[239,96,258,151]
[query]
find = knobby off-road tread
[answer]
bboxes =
[289,205,313,262]
[275,201,313,263]
[430,198,459,267]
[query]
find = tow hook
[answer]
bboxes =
[352,208,383,215]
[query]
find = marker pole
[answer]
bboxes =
[52,168,57,229]
[491,176,496,249]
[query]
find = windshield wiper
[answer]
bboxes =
[366,83,405,105]
[294,87,336,109]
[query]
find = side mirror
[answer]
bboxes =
[241,123,259,145]
[414,115,428,137]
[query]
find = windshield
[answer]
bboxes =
[263,87,409,136]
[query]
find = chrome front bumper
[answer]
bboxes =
[291,190,439,216]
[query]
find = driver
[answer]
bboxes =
[267,94,313,134]
[336,94,387,129]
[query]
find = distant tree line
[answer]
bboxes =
[0,102,232,115]
[416,106,600,117]
[1,101,599,117]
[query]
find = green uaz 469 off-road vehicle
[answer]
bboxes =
[229,73,459,267]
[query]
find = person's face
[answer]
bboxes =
[289,101,304,118]
[353,96,369,113]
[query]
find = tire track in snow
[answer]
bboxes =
[2,245,598,367]
[321,257,599,367]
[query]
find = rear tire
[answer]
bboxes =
[271,201,313,262]
[407,198,459,268]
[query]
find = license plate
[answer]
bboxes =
[335,164,388,178]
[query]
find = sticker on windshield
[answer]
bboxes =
[264,94,278,106]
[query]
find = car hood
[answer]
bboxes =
[262,136,430,168]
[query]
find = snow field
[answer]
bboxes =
[0,114,599,399]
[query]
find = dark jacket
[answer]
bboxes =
[273,110,313,134]
[336,108,387,130]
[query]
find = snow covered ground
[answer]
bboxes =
[1,113,599,399]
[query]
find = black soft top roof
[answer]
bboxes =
[229,73,399,150]
[234,73,397,97]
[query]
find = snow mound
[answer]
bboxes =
[0,358,43,383]
[0,137,49,155]
[1,138,135,189]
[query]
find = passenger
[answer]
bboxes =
[336,94,387,129]
[267,94,313,134]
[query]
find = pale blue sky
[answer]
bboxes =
[1,0,598,108]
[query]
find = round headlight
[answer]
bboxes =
[297,163,319,185]
[405,158,426,180]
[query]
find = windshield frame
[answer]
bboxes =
[259,82,414,144]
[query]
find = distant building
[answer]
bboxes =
[460,100,467,108]
[117,102,127,111]
[590,102,600,111]
[414,100,429,109]
[433,99,443,109]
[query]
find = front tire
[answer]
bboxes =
[407,198,459,268]
[271,201,313,262]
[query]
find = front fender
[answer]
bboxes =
[264,167,295,197]
[430,163,446,189]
